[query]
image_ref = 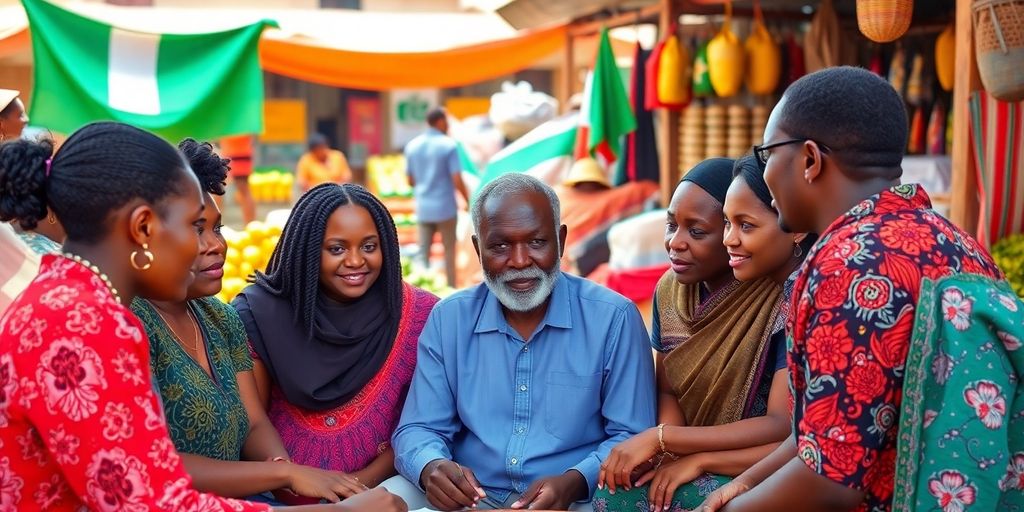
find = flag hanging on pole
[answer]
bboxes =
[573,27,637,169]
[22,0,275,141]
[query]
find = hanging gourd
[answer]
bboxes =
[857,0,914,43]
[693,41,715,97]
[972,0,1024,102]
[657,28,692,108]
[934,23,956,91]
[745,0,781,95]
[707,1,744,98]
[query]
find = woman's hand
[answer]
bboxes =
[636,454,706,512]
[598,427,661,493]
[286,464,368,502]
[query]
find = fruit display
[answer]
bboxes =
[401,256,454,298]
[216,221,282,303]
[993,233,1024,298]
[249,169,294,203]
[367,154,413,198]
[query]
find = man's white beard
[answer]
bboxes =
[483,264,559,313]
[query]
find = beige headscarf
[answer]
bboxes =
[655,270,783,427]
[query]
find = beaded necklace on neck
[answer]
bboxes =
[61,252,122,305]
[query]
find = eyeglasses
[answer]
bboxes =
[753,138,831,165]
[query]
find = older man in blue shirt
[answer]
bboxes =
[387,173,656,511]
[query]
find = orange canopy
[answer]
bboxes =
[258,24,566,90]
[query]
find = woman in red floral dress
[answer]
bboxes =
[0,123,406,512]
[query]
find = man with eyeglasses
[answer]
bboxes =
[700,66,1004,512]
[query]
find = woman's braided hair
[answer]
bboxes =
[178,138,229,196]
[251,183,403,335]
[0,122,190,241]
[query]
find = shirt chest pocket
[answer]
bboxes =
[544,371,603,441]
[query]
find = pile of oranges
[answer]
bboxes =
[216,220,283,303]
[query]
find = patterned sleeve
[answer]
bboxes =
[19,300,270,511]
[794,240,914,495]
[205,297,254,372]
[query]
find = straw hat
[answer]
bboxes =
[564,157,611,188]
[0,89,19,112]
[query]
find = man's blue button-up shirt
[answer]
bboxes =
[393,272,656,503]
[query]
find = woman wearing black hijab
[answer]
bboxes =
[233,184,438,499]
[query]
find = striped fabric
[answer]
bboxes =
[970,91,1024,248]
[0,223,40,314]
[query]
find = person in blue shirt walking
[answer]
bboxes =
[385,173,656,511]
[404,108,470,288]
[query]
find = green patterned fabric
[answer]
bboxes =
[132,297,253,461]
[895,274,1024,512]
[592,473,729,511]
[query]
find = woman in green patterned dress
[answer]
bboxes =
[131,139,369,504]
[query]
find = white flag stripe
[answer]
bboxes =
[108,29,161,115]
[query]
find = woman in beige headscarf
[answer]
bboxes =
[0,89,29,141]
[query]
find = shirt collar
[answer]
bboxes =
[822,183,931,238]
[474,272,572,336]
[428,127,445,136]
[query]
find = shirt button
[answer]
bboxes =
[517,427,526,434]
[510,458,518,465]
[324,416,337,427]
[519,385,528,392]
[523,347,528,352]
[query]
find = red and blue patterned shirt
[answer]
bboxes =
[787,184,1003,511]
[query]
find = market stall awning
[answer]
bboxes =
[0,2,567,90]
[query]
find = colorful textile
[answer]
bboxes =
[969,91,1024,248]
[593,474,730,512]
[894,274,1024,511]
[788,184,1003,511]
[558,181,659,270]
[655,273,783,426]
[260,285,436,472]
[17,231,60,255]
[22,0,273,141]
[132,297,252,461]
[0,255,269,511]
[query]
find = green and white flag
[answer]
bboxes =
[23,0,275,141]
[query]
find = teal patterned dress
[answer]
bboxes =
[132,297,252,461]
[17,231,60,255]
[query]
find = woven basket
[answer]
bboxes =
[857,0,913,43]
[973,0,1024,101]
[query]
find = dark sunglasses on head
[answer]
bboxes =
[753,138,832,165]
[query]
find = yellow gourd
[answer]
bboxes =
[707,2,744,98]
[935,23,955,92]
[658,34,692,107]
[745,8,780,95]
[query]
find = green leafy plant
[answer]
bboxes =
[992,233,1024,298]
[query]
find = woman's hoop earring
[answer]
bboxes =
[47,212,57,225]
[130,243,154,271]
[793,244,804,259]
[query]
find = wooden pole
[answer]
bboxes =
[657,0,681,206]
[950,0,980,234]
[558,30,575,114]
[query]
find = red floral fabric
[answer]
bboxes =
[0,255,270,511]
[787,184,1003,511]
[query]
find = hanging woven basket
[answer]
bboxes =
[973,0,1024,102]
[857,0,914,43]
